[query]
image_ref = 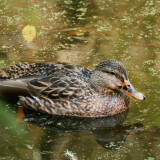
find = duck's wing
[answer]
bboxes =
[0,63,92,104]
[27,75,92,101]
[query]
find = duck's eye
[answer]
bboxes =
[102,71,115,75]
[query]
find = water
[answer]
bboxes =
[0,0,160,159]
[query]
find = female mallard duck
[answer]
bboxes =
[0,60,145,117]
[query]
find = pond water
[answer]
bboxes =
[0,0,160,160]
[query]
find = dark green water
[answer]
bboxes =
[0,0,160,159]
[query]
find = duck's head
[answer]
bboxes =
[91,60,145,100]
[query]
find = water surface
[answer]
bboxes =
[0,0,160,159]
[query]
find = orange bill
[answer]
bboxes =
[121,80,145,100]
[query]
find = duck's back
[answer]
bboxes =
[0,63,92,82]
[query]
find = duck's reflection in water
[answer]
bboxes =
[23,109,143,159]
[91,123,143,151]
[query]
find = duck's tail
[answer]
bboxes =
[0,79,29,103]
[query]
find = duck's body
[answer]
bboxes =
[0,60,145,117]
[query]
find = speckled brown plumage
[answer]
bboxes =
[0,60,144,117]
[19,92,129,117]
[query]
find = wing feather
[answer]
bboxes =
[27,75,92,101]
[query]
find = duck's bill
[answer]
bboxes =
[121,80,145,100]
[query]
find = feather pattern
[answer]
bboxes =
[0,60,133,117]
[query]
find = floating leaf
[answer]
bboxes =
[22,25,36,43]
